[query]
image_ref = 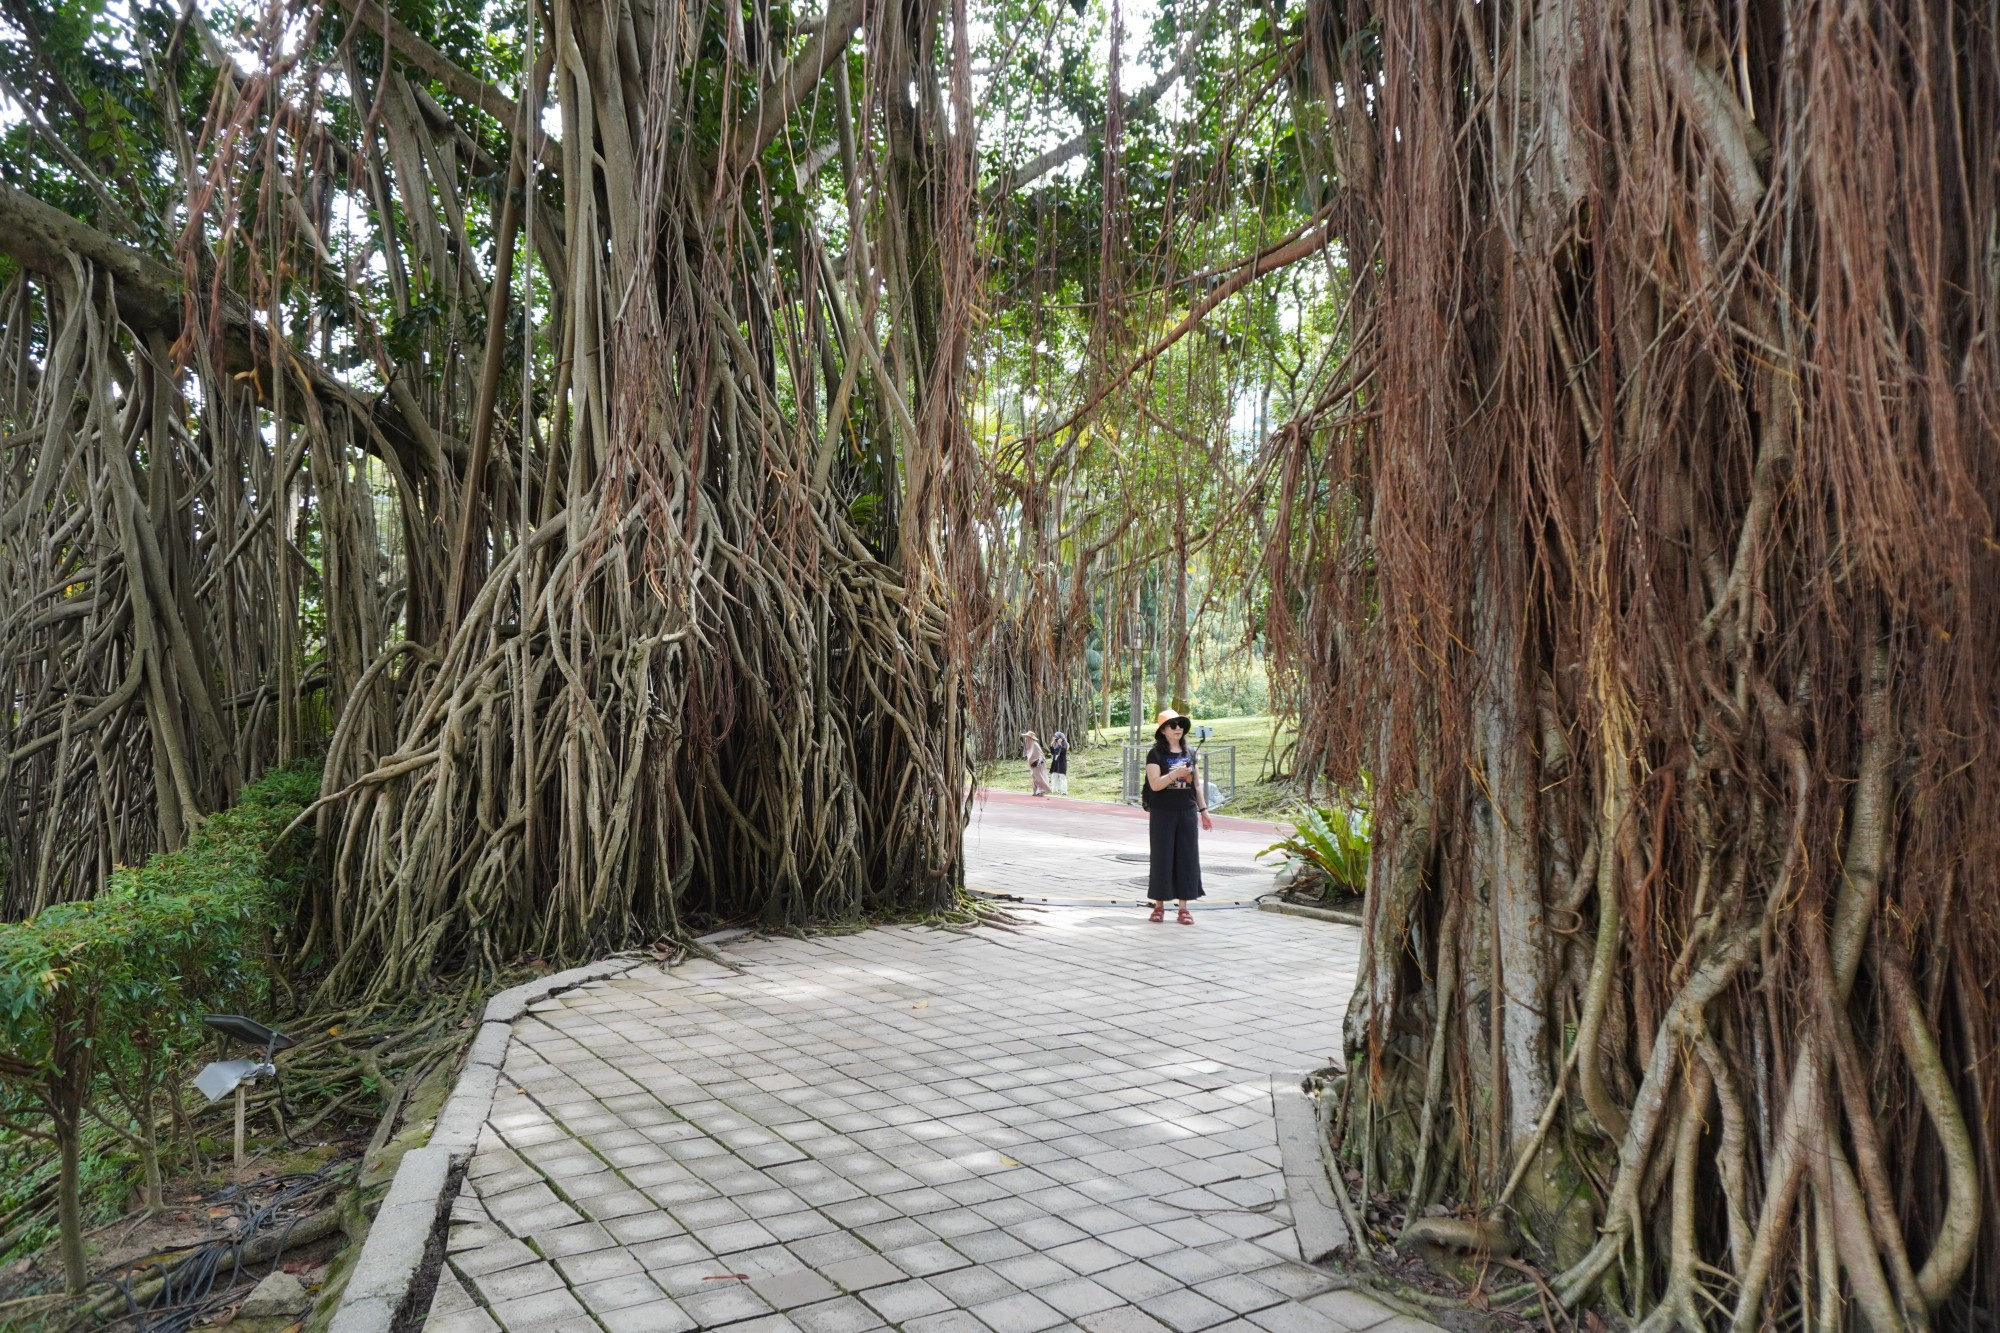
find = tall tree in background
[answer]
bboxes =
[0,0,977,994]
[1276,1,1998,1325]
[968,0,1330,752]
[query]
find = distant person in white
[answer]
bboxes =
[1022,731,1053,798]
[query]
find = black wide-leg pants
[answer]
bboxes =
[1147,805,1206,901]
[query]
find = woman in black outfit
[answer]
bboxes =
[1144,709,1213,923]
[1048,731,1070,795]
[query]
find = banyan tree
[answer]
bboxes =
[9,0,2000,1324]
[1276,0,1999,1326]
[0,0,977,989]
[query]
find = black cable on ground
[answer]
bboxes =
[94,1151,357,1333]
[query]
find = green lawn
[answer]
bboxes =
[979,713,1301,820]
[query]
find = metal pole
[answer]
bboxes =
[234,1084,246,1177]
[1128,585,1143,743]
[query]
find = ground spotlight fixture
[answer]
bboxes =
[192,1015,298,1174]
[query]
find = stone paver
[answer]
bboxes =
[431,879,1436,1332]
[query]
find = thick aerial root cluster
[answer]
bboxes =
[0,256,384,918]
[300,492,963,1001]
[285,0,977,1000]
[1275,1,2000,1326]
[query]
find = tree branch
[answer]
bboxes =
[0,182,185,339]
[333,0,519,130]
[0,69,141,238]
[1020,209,1335,450]
[331,0,562,174]
[980,2,1221,207]
[726,0,869,179]
[0,183,422,466]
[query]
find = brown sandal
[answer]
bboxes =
[1149,903,1166,923]
[1177,907,1195,924]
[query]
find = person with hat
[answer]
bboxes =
[1143,708,1212,923]
[1048,731,1070,795]
[1022,731,1054,797]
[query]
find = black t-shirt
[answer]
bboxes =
[1144,744,1198,812]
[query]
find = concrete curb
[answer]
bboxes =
[327,1146,466,1333]
[1258,899,1366,928]
[327,939,743,1333]
[1271,1073,1352,1263]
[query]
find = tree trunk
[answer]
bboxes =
[1277,1,2000,1324]
[138,1086,164,1214]
[53,1102,84,1295]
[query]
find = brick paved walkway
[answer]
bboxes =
[425,904,1436,1333]
[964,790,1285,903]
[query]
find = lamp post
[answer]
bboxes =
[1128,584,1144,745]
[191,1015,297,1177]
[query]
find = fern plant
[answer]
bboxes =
[1259,800,1372,896]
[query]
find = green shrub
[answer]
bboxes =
[0,762,318,1293]
[1260,795,1372,897]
